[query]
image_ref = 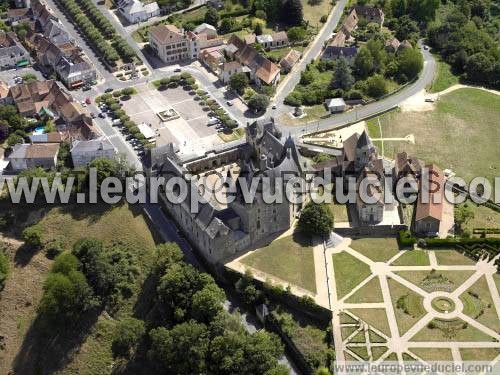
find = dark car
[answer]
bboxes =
[82,85,91,91]
[98,113,106,118]
[104,88,113,93]
[174,68,182,73]
[90,113,96,118]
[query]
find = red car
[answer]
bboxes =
[85,97,91,105]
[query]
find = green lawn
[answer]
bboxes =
[349,238,400,263]
[460,348,500,362]
[391,250,430,266]
[327,202,349,223]
[348,308,391,337]
[240,232,316,292]
[429,56,460,93]
[218,127,245,142]
[344,277,383,303]
[409,348,453,361]
[460,276,499,334]
[412,318,495,342]
[434,250,476,266]
[366,89,500,183]
[332,251,371,299]
[302,0,333,27]
[395,270,475,293]
[388,278,426,335]
[462,203,500,234]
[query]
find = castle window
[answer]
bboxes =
[257,220,260,229]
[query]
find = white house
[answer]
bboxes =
[8,143,59,171]
[325,98,346,113]
[71,138,116,167]
[119,0,160,24]
[193,23,218,39]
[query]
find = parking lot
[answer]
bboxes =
[120,85,224,155]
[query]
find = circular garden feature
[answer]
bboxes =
[431,297,456,313]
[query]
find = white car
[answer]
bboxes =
[226,100,233,106]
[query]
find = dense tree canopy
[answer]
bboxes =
[298,202,334,236]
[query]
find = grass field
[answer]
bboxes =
[332,251,371,299]
[460,276,499,333]
[462,203,500,234]
[366,89,500,183]
[240,232,317,292]
[412,318,494,342]
[349,237,400,263]
[345,277,383,303]
[434,250,476,266]
[302,0,333,27]
[395,270,475,293]
[348,308,391,336]
[409,347,454,361]
[391,250,429,266]
[388,278,426,335]
[429,56,460,93]
[279,104,330,125]
[218,127,245,142]
[460,348,500,361]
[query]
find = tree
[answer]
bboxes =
[0,122,8,143]
[394,15,419,42]
[397,47,423,81]
[283,0,303,26]
[287,26,307,43]
[248,93,270,113]
[88,157,122,186]
[229,73,249,95]
[204,7,220,27]
[191,283,225,323]
[354,47,374,79]
[149,321,210,374]
[254,22,263,36]
[298,202,334,237]
[366,75,388,98]
[121,87,135,96]
[51,252,79,275]
[112,317,145,357]
[219,18,235,34]
[455,203,474,230]
[331,57,354,91]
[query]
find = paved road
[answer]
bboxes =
[273,0,348,109]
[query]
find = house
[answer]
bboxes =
[322,45,357,63]
[394,152,422,180]
[149,24,190,63]
[220,61,244,84]
[31,0,58,29]
[55,55,97,89]
[29,132,63,143]
[414,164,451,237]
[207,0,224,9]
[186,31,224,59]
[398,40,412,51]
[255,32,289,50]
[279,49,301,73]
[71,138,116,167]
[200,47,225,72]
[0,31,29,69]
[324,98,346,113]
[244,34,256,46]
[6,8,32,24]
[8,142,59,171]
[193,23,218,39]
[43,19,70,45]
[356,167,384,224]
[228,35,280,87]
[118,0,160,24]
[385,37,400,53]
[353,5,385,26]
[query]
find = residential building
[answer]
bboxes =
[31,0,58,29]
[149,24,190,63]
[228,35,280,87]
[14,0,30,7]
[324,98,346,113]
[193,23,218,39]
[279,49,301,73]
[6,8,32,24]
[255,31,289,50]
[322,45,357,63]
[398,40,413,51]
[385,37,400,53]
[220,61,244,84]
[200,47,225,73]
[0,31,29,69]
[55,55,97,89]
[8,142,59,171]
[118,0,160,24]
[353,5,385,26]
[71,138,116,167]
[29,132,63,143]
[244,34,256,45]
[43,18,70,45]
[356,167,385,224]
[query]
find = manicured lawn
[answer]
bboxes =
[395,270,475,293]
[279,104,330,126]
[366,89,500,183]
[265,46,305,61]
[345,277,383,303]
[429,56,460,93]
[332,251,371,299]
[328,202,349,223]
[341,325,359,340]
[240,232,316,292]
[348,308,391,337]
[412,318,495,342]
[460,348,500,361]
[348,346,369,360]
[391,250,430,266]
[301,0,333,27]
[371,347,388,360]
[462,203,500,235]
[388,278,426,335]
[218,127,245,142]
[409,348,453,361]
[434,250,476,266]
[349,237,400,263]
[460,276,499,334]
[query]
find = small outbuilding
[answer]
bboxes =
[325,98,347,113]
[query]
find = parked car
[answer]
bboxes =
[207,118,220,126]
[105,88,113,93]
[81,101,87,107]
[85,98,91,105]
[174,68,182,73]
[424,98,435,103]
[90,113,96,118]
[226,100,233,106]
[98,113,106,118]
[272,104,277,109]
[112,119,122,126]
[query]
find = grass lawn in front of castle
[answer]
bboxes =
[240,232,317,293]
[332,251,371,299]
[349,237,401,263]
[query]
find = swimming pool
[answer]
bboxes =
[32,126,45,135]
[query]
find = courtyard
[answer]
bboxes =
[120,83,226,155]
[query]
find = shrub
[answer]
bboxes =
[298,202,334,237]
[45,236,67,259]
[22,225,43,248]
[112,317,145,357]
[284,92,302,107]
[365,75,388,98]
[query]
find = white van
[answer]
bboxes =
[207,117,219,126]
[112,119,122,126]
